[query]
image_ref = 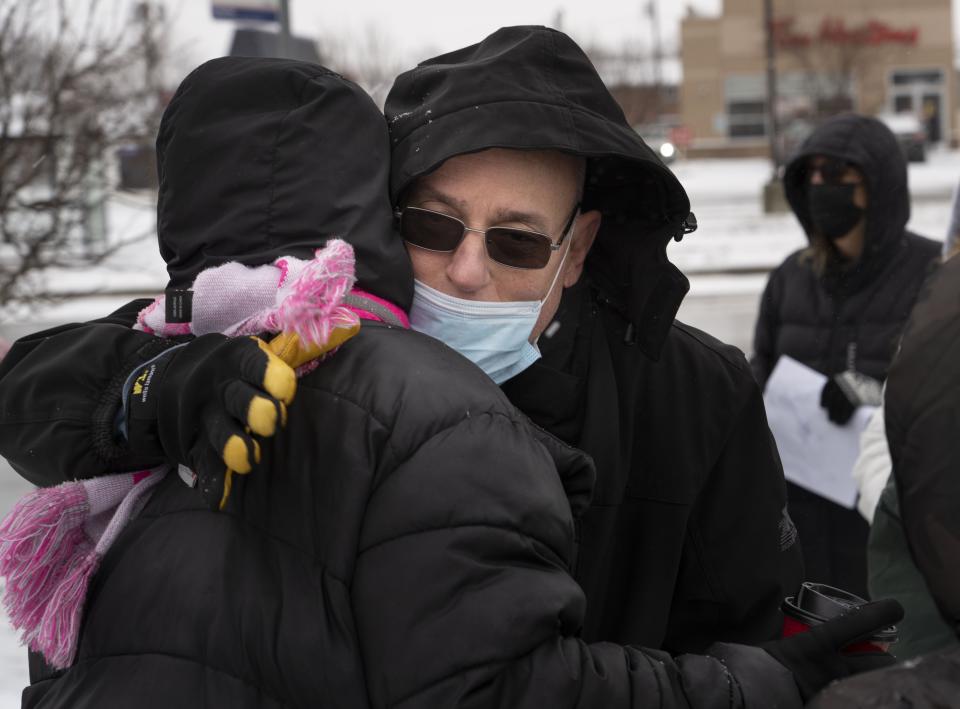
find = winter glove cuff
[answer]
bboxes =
[124,333,297,509]
[704,642,803,708]
[91,337,185,470]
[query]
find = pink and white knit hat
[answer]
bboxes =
[137,238,363,348]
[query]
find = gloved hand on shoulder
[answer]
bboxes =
[820,370,884,425]
[760,598,904,701]
[124,334,297,509]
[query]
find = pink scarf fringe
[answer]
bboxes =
[0,469,164,667]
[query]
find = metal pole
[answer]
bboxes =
[278,0,291,58]
[649,0,662,88]
[763,0,780,176]
[647,0,663,116]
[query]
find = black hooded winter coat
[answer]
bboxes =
[0,56,810,708]
[885,254,960,636]
[806,256,960,708]
[752,114,940,386]
[751,114,940,597]
[386,25,803,653]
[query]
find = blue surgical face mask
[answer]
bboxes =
[410,244,570,385]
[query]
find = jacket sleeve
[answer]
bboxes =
[851,404,891,524]
[891,394,960,628]
[352,410,803,709]
[671,370,804,651]
[0,299,176,486]
[751,266,783,388]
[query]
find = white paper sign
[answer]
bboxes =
[763,356,876,509]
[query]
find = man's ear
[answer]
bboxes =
[562,209,602,287]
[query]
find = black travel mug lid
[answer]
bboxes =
[782,582,898,643]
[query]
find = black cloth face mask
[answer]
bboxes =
[808,184,865,241]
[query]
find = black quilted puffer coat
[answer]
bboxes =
[751,114,940,598]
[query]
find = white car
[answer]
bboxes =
[877,113,927,162]
[633,124,678,165]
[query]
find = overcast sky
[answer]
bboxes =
[128,0,960,88]
[160,0,723,80]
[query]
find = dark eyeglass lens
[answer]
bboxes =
[486,228,551,269]
[402,210,464,251]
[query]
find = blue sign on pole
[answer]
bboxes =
[212,1,279,22]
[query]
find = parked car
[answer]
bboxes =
[878,112,927,162]
[633,123,678,164]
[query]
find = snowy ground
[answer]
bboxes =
[0,150,957,695]
[671,149,956,352]
[0,462,31,704]
[671,150,953,277]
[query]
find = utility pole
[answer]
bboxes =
[646,0,662,119]
[762,0,788,212]
[134,2,161,96]
[648,0,662,87]
[763,0,780,176]
[278,0,292,58]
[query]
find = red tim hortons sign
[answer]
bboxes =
[773,17,919,49]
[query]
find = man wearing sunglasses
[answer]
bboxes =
[751,114,940,600]
[396,149,594,386]
[0,27,902,705]
[384,26,806,657]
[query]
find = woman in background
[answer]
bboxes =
[752,113,940,597]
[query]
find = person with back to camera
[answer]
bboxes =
[808,243,960,708]
[0,33,902,708]
[751,113,940,598]
[855,233,960,662]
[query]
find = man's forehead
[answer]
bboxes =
[408,181,553,232]
[409,147,582,199]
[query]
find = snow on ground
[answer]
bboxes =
[0,461,35,703]
[671,148,957,351]
[0,150,958,695]
[1,150,957,334]
[669,148,955,280]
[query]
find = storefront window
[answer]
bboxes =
[892,69,943,85]
[727,100,767,137]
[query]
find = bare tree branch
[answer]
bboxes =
[316,23,408,105]
[0,0,166,314]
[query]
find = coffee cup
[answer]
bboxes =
[782,582,898,653]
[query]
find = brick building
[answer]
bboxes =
[680,0,956,157]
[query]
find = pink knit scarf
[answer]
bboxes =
[0,239,406,669]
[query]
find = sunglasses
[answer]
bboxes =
[396,203,580,270]
[807,158,858,185]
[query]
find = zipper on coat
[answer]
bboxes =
[571,518,583,578]
[846,341,857,372]
[823,292,848,375]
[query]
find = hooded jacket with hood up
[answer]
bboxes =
[386,25,803,653]
[884,252,960,639]
[751,114,940,598]
[0,56,811,708]
[752,114,939,386]
[807,255,960,708]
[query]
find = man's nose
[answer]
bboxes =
[446,232,491,293]
[810,168,824,185]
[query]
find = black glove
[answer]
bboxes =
[125,334,297,509]
[820,370,883,425]
[761,598,904,700]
